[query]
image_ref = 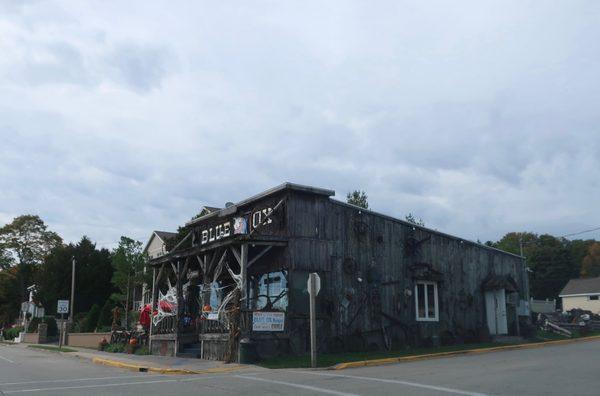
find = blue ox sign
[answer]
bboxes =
[199,207,274,245]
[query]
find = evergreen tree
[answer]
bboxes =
[346,190,369,209]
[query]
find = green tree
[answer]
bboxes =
[405,213,425,226]
[111,237,147,329]
[35,237,113,315]
[346,190,369,209]
[83,304,101,332]
[581,242,600,278]
[0,215,61,318]
[97,299,113,329]
[492,232,586,300]
[0,267,19,325]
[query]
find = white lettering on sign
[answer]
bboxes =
[252,311,285,331]
[199,207,273,245]
[252,208,273,229]
[200,221,232,245]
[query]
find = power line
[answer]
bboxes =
[559,226,600,239]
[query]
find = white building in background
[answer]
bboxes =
[20,284,45,327]
[559,277,600,314]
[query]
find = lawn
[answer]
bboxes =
[27,345,76,353]
[257,342,508,369]
[258,332,600,369]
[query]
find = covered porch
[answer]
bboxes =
[148,235,288,361]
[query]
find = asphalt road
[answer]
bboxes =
[1,340,599,395]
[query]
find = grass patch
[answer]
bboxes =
[104,343,126,353]
[259,332,600,369]
[257,342,507,369]
[28,345,75,353]
[134,346,151,355]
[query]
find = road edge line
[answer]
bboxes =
[331,334,600,370]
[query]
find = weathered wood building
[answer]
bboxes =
[148,183,529,360]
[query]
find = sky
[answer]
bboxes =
[1,1,599,248]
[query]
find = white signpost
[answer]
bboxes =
[307,273,320,368]
[57,300,69,349]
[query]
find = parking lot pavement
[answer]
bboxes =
[1,339,600,395]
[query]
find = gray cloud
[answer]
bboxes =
[1,1,600,247]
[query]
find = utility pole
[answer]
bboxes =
[519,234,531,302]
[69,257,76,323]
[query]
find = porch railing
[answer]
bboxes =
[152,316,177,335]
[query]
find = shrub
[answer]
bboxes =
[97,300,113,329]
[27,317,41,333]
[134,346,150,355]
[105,343,126,353]
[44,316,58,337]
[84,305,101,332]
[3,326,23,340]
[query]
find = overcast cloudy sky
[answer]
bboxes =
[1,1,599,248]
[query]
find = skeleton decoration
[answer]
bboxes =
[152,279,178,326]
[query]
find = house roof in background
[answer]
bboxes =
[154,231,177,241]
[559,277,600,296]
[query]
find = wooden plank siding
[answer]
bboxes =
[283,190,526,353]
[149,183,526,359]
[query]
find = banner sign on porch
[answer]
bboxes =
[252,311,285,331]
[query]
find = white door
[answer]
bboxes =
[485,289,508,335]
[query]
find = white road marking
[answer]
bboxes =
[0,354,15,363]
[1,376,220,393]
[291,371,490,396]
[0,374,171,386]
[235,375,361,396]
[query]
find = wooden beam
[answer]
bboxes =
[230,246,241,265]
[240,244,248,309]
[213,249,228,275]
[180,257,189,283]
[170,261,177,276]
[170,231,192,254]
[149,266,157,351]
[250,199,284,235]
[247,245,273,268]
[207,249,219,274]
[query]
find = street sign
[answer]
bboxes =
[307,273,321,296]
[57,300,69,314]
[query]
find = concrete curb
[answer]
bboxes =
[331,334,600,370]
[91,356,247,375]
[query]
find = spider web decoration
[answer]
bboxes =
[152,284,178,326]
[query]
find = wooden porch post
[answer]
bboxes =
[175,260,181,355]
[240,244,248,309]
[149,266,157,351]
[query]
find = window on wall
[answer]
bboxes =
[415,281,439,321]
[251,271,288,311]
[589,295,599,301]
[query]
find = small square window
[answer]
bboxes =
[415,281,439,321]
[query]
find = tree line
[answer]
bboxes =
[0,215,147,330]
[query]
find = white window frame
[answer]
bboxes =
[415,281,439,322]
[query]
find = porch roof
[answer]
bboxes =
[148,235,288,266]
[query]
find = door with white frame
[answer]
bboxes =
[485,289,508,335]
